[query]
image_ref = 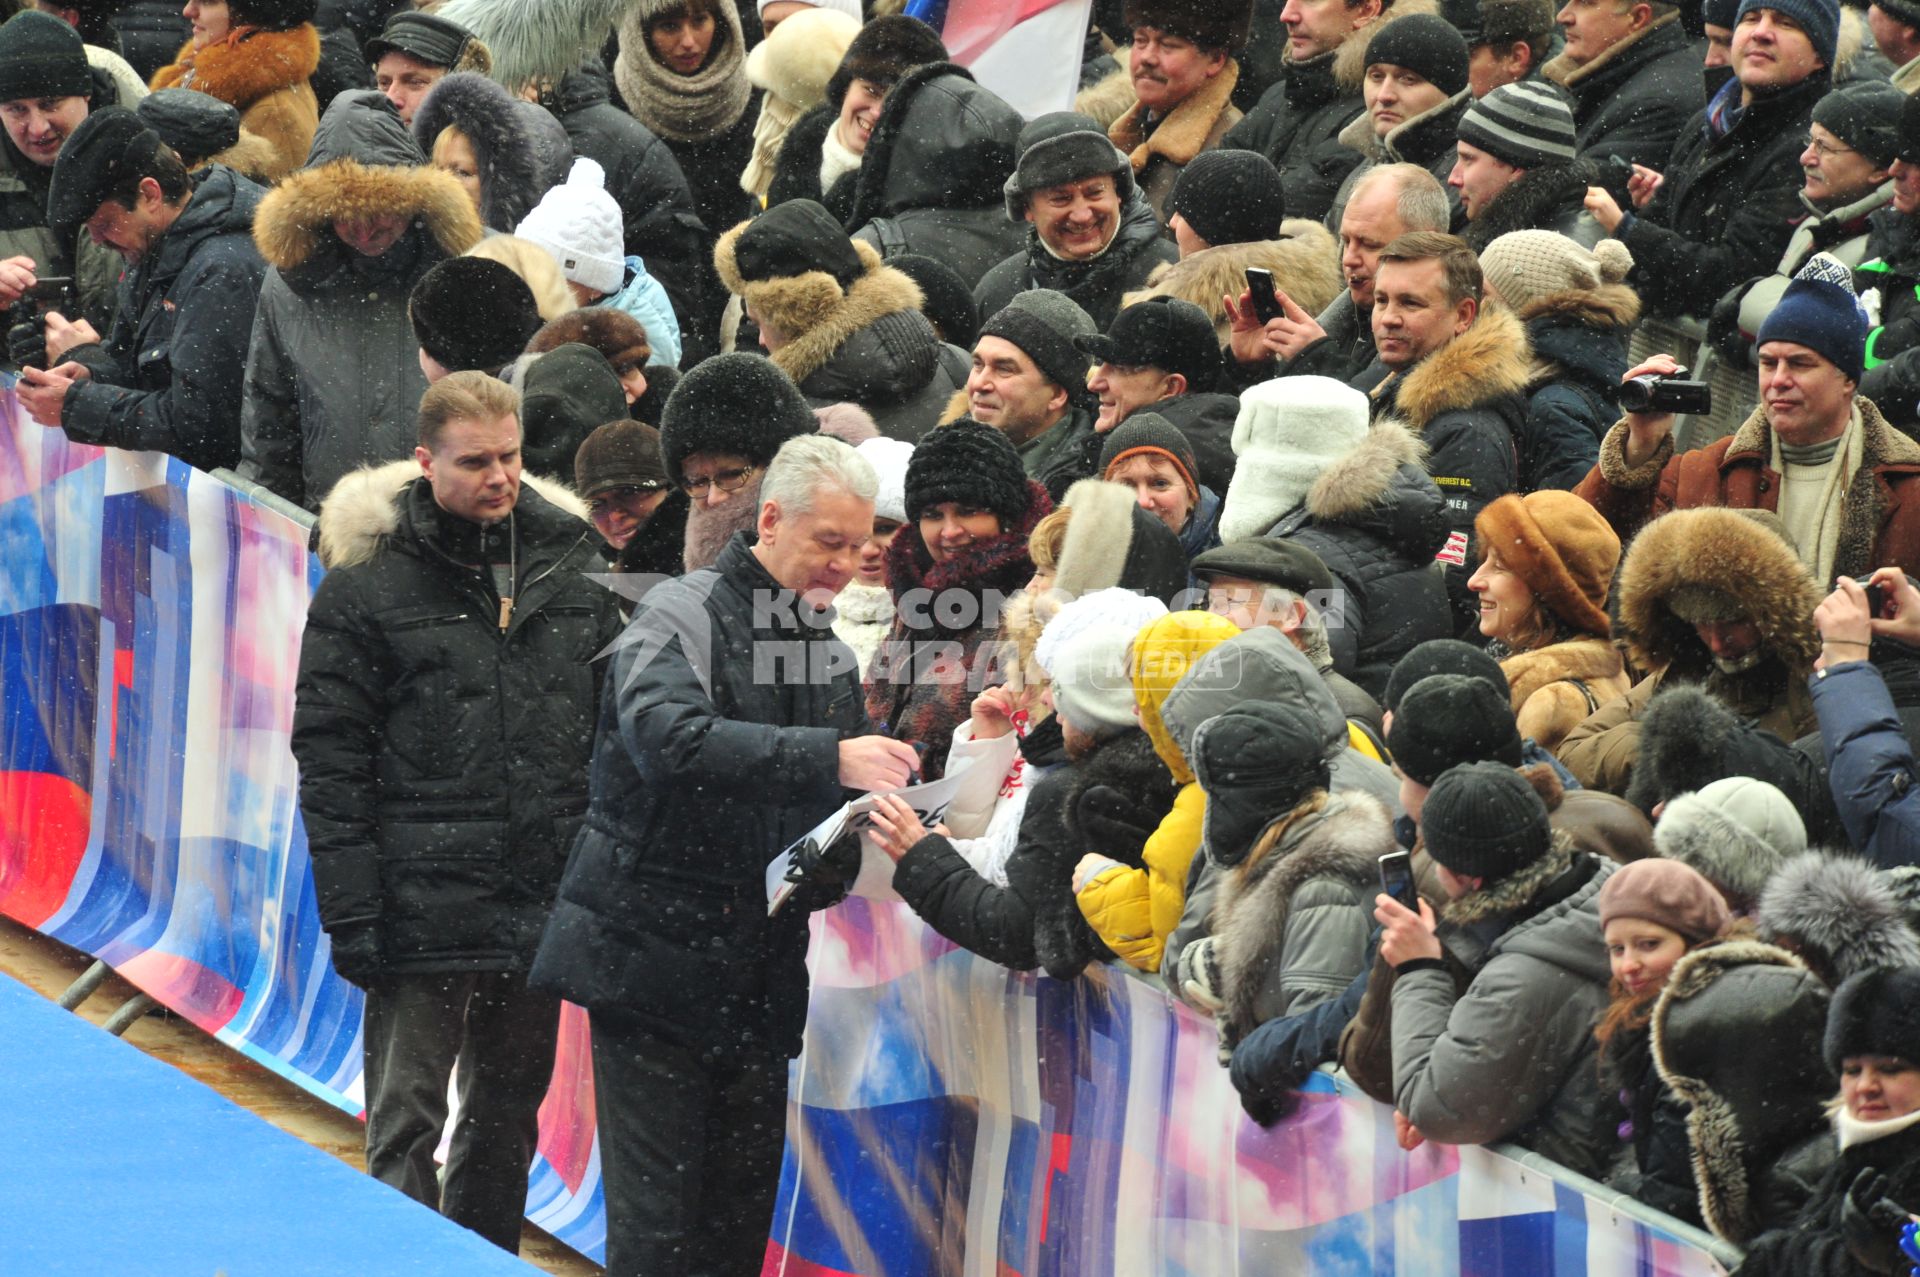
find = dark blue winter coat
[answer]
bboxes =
[1810,659,1920,869]
[1513,283,1638,492]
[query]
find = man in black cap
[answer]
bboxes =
[973,112,1178,332]
[1075,294,1237,490]
[366,10,487,127]
[0,10,138,328]
[967,287,1102,493]
[13,106,265,474]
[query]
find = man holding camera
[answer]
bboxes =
[1576,267,1920,583]
[12,107,266,474]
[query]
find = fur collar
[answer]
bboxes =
[1332,0,1441,92]
[1615,505,1824,675]
[1543,11,1680,88]
[253,159,482,273]
[314,458,588,569]
[1500,637,1625,709]
[1514,283,1640,333]
[713,232,926,387]
[1305,417,1427,521]
[1219,415,1426,544]
[1459,162,1596,253]
[1337,86,1469,164]
[1383,307,1532,432]
[1215,791,1391,1045]
[154,24,321,107]
[1124,222,1343,342]
[1440,832,1574,927]
[1110,59,1240,171]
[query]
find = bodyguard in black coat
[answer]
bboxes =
[294,375,619,1252]
[23,110,267,474]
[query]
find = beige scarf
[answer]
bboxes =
[742,93,802,198]
[615,2,752,144]
[1771,403,1863,584]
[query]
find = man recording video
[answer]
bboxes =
[1575,264,1920,583]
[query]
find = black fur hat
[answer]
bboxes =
[658,353,816,481]
[408,257,541,374]
[1624,685,1809,816]
[1121,0,1254,53]
[904,419,1029,526]
[229,0,316,31]
[1825,966,1920,1071]
[826,15,947,111]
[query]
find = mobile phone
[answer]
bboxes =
[24,275,72,314]
[1836,575,1890,618]
[1245,267,1283,324]
[1379,850,1418,912]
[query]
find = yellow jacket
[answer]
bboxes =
[1074,611,1238,972]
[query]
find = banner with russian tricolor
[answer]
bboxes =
[905,0,1095,118]
[0,399,1732,1273]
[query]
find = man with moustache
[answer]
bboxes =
[1102,0,1255,222]
[973,112,1178,332]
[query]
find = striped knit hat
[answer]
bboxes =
[1455,81,1576,168]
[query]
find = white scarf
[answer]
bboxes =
[819,120,863,195]
[1835,1101,1920,1151]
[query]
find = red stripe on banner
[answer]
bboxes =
[0,771,91,927]
[115,948,246,1032]
[111,648,133,758]
[1039,1131,1073,1241]
[941,0,1071,60]
[761,1240,862,1277]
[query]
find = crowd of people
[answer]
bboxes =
[15,0,1920,1269]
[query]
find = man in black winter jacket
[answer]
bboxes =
[293,373,621,1253]
[528,407,921,1277]
[17,107,266,474]
[1541,0,1701,182]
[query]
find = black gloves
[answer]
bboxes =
[6,298,44,372]
[1072,784,1161,864]
[1843,1168,1910,1275]
[327,921,384,990]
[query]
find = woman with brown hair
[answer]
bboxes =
[149,0,319,180]
[1468,490,1629,753]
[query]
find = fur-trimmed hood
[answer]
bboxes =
[714,230,932,387]
[1516,284,1639,388]
[1650,937,1836,1244]
[1214,790,1393,1045]
[314,458,589,569]
[1379,307,1533,433]
[844,63,1019,226]
[1124,222,1342,344]
[153,23,321,108]
[1758,851,1920,987]
[1219,415,1438,545]
[254,90,483,277]
[411,71,546,232]
[1614,506,1822,676]
[1110,57,1240,172]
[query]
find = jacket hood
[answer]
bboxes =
[1650,938,1836,1244]
[715,230,931,388]
[1758,851,1920,985]
[1615,506,1822,676]
[1124,222,1343,344]
[313,458,590,569]
[1383,306,1533,432]
[845,63,1020,227]
[1332,0,1442,92]
[1129,610,1241,780]
[551,62,617,115]
[1161,627,1348,780]
[1520,286,1637,388]
[154,23,321,107]
[254,91,483,275]
[1482,847,1612,983]
[411,70,547,232]
[166,164,264,255]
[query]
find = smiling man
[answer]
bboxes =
[974,111,1178,332]
[14,106,265,474]
[1101,0,1254,222]
[967,288,1100,491]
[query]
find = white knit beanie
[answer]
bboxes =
[1050,623,1145,738]
[856,436,914,524]
[514,157,626,298]
[1480,230,1634,313]
[1218,376,1371,543]
[757,0,863,17]
[1035,586,1169,678]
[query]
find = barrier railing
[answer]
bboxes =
[1,401,1735,1273]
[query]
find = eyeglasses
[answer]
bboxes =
[587,485,665,518]
[681,465,758,498]
[1804,134,1856,161]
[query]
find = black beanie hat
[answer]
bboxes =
[1421,760,1553,881]
[408,257,541,374]
[731,198,864,290]
[1362,13,1471,96]
[1384,639,1510,715]
[978,288,1098,398]
[1192,701,1333,867]
[1168,150,1285,248]
[659,352,817,480]
[1098,412,1201,498]
[826,15,947,111]
[891,252,980,348]
[1814,80,1905,170]
[520,343,631,478]
[137,89,241,166]
[1387,673,1523,787]
[1825,967,1920,1071]
[47,107,163,234]
[0,11,92,105]
[1076,296,1222,392]
[904,418,1031,525]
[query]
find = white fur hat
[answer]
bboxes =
[515,157,625,298]
[856,436,915,524]
[1035,586,1169,678]
[1218,375,1372,544]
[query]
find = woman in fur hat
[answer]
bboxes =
[742,5,858,202]
[1737,967,1920,1275]
[1468,491,1628,754]
[614,0,759,250]
[865,419,1052,780]
[410,71,547,234]
[150,0,320,180]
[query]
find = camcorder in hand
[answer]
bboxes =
[1616,365,1711,416]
